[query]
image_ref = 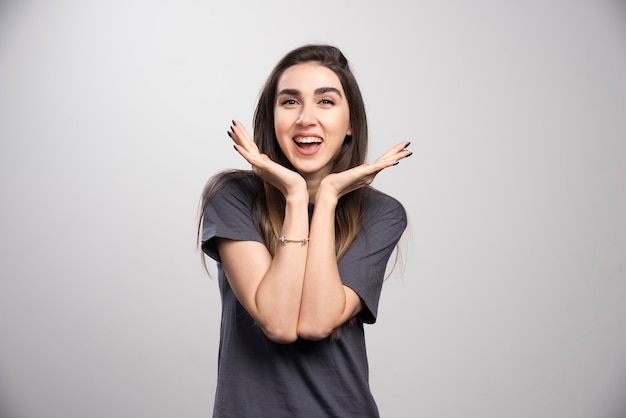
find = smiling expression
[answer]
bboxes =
[274,62,352,178]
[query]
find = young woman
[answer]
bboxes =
[198,44,411,417]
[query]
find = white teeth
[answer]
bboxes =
[294,136,322,144]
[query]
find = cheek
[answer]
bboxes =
[274,111,289,136]
[274,129,286,146]
[346,116,353,136]
[337,108,351,135]
[273,118,291,151]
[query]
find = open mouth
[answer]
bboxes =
[293,136,323,148]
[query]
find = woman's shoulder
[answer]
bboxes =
[362,186,407,220]
[203,169,258,200]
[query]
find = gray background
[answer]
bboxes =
[1,1,625,417]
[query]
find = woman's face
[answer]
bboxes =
[274,62,352,178]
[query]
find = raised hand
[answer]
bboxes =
[228,120,307,199]
[317,141,412,202]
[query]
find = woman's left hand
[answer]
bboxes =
[317,141,412,201]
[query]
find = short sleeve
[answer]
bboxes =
[338,191,407,324]
[201,177,264,262]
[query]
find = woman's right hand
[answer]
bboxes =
[228,120,307,199]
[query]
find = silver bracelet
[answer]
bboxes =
[278,236,309,246]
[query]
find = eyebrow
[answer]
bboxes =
[276,87,343,97]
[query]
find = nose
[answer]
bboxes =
[296,105,316,126]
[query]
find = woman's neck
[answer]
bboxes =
[303,172,325,204]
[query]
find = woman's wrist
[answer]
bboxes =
[285,189,310,207]
[314,185,339,209]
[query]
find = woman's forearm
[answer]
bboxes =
[297,192,351,340]
[254,192,310,342]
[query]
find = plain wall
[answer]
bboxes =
[1,1,625,417]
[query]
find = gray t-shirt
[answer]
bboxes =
[202,173,407,418]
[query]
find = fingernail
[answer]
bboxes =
[227,131,232,138]
[393,161,400,166]
[405,141,411,148]
[232,120,236,126]
[233,145,238,151]
[406,151,413,158]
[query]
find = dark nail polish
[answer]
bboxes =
[405,141,411,148]
[233,145,238,151]
[227,130,232,138]
[406,151,413,157]
[232,120,236,126]
[393,161,400,166]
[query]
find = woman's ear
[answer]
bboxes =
[347,126,353,136]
